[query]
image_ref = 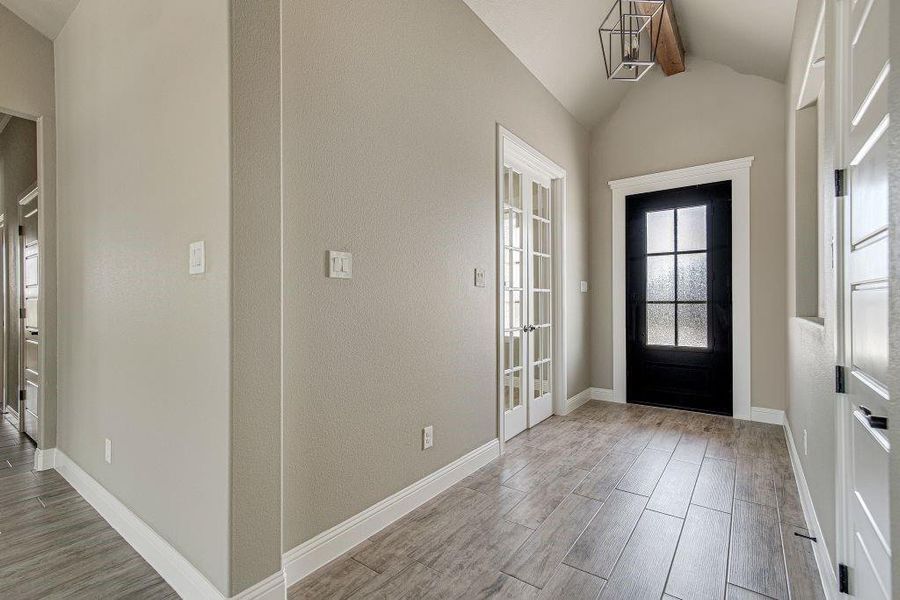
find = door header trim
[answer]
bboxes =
[608,157,754,191]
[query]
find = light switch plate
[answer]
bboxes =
[104,438,112,464]
[474,268,485,288]
[189,241,205,275]
[580,281,589,293]
[328,251,352,279]
[423,425,433,450]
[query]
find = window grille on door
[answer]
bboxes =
[645,205,708,348]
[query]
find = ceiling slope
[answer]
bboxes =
[464,0,798,126]
[0,0,80,39]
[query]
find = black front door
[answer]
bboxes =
[626,181,732,415]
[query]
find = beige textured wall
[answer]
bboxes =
[784,0,838,561]
[55,1,232,593]
[0,116,36,421]
[229,0,282,594]
[282,0,591,548]
[589,58,788,411]
[0,3,56,449]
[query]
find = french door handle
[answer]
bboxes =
[860,406,888,430]
[522,325,536,333]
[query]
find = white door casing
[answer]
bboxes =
[609,157,753,420]
[837,0,891,596]
[497,126,566,445]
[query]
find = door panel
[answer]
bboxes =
[501,160,554,441]
[625,181,733,415]
[841,0,891,593]
[19,194,38,442]
[529,180,552,426]
[503,167,527,440]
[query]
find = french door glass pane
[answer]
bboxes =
[676,205,707,251]
[678,303,708,347]
[647,304,676,345]
[533,182,551,218]
[511,371,523,408]
[646,209,675,253]
[647,255,675,301]
[677,253,707,301]
[509,170,522,209]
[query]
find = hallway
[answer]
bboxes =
[0,418,176,599]
[289,402,825,600]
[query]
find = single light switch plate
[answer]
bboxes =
[328,251,352,279]
[580,281,589,293]
[105,438,112,464]
[423,425,433,450]
[189,241,206,275]
[474,268,485,288]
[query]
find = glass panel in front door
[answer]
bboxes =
[644,206,709,349]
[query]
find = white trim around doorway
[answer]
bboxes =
[496,125,567,450]
[609,157,754,420]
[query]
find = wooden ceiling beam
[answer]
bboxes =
[637,0,685,76]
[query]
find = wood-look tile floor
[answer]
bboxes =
[0,416,178,600]
[289,402,826,600]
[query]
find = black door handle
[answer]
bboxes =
[860,406,888,430]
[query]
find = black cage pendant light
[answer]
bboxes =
[599,0,665,81]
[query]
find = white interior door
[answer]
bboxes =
[18,188,39,442]
[840,0,890,595]
[502,160,553,441]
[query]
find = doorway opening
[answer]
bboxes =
[497,126,566,445]
[0,112,40,448]
[610,157,753,420]
[625,181,733,414]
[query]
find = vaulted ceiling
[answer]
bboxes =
[0,0,80,39]
[463,0,799,126]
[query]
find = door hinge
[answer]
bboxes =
[18,389,25,401]
[835,365,847,394]
[838,563,849,594]
[834,169,847,197]
[18,307,25,319]
[17,225,23,236]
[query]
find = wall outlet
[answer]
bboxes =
[803,429,808,456]
[422,425,433,450]
[105,438,112,464]
[580,281,589,293]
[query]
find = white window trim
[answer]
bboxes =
[496,125,567,450]
[609,157,753,420]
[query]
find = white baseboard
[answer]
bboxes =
[783,422,838,600]
[562,388,592,414]
[54,450,286,600]
[231,571,286,600]
[282,438,500,587]
[750,407,785,425]
[589,387,617,402]
[34,447,57,471]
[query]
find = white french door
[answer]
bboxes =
[838,0,890,596]
[501,158,554,441]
